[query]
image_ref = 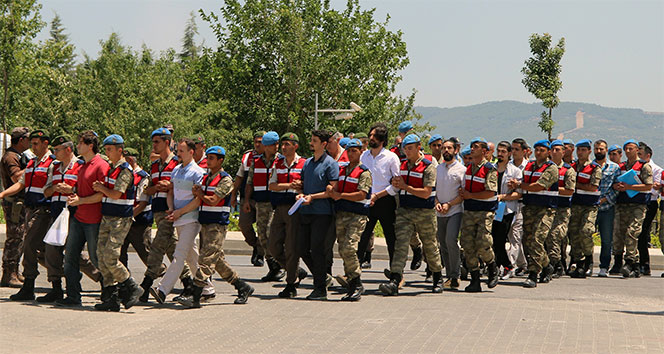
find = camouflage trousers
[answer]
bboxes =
[144,211,190,280]
[1,202,25,271]
[522,205,555,273]
[391,208,442,274]
[546,207,570,264]
[613,204,646,263]
[336,211,367,280]
[22,206,52,280]
[97,216,133,287]
[460,210,495,272]
[194,223,239,287]
[255,201,274,259]
[568,205,598,261]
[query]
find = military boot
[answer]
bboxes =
[486,262,499,288]
[94,285,120,312]
[552,261,564,278]
[1,265,23,288]
[341,277,361,301]
[378,273,401,296]
[138,275,153,303]
[523,271,538,288]
[465,270,482,293]
[119,277,144,309]
[233,279,254,304]
[178,285,203,308]
[570,260,586,278]
[9,278,35,301]
[261,258,285,282]
[432,271,443,293]
[36,280,64,303]
[539,264,554,283]
[173,277,194,302]
[410,246,423,270]
[609,254,623,275]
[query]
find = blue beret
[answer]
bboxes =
[262,131,279,146]
[470,137,487,146]
[550,139,564,148]
[562,139,574,146]
[428,134,443,145]
[623,139,638,149]
[608,144,621,153]
[398,121,413,133]
[339,137,350,148]
[533,139,551,149]
[460,146,471,156]
[575,139,592,148]
[151,128,171,138]
[402,134,421,146]
[346,139,362,149]
[102,134,124,146]
[205,146,226,156]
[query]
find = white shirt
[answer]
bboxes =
[498,162,523,214]
[360,148,400,196]
[647,160,662,199]
[435,159,466,217]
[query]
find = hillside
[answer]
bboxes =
[417,101,664,166]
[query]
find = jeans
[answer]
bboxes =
[596,206,615,269]
[63,217,100,302]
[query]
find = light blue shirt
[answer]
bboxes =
[171,161,205,226]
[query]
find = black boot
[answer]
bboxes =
[261,258,286,282]
[278,283,297,298]
[640,263,651,276]
[178,285,203,308]
[341,277,364,301]
[9,278,35,301]
[486,262,499,288]
[378,273,401,296]
[253,251,264,267]
[570,260,586,278]
[233,279,254,304]
[465,270,482,293]
[138,276,153,303]
[174,277,194,302]
[36,280,64,303]
[523,271,538,288]
[553,261,563,278]
[94,285,121,312]
[251,246,259,265]
[361,251,372,269]
[432,271,443,293]
[539,264,554,283]
[118,277,144,309]
[424,266,433,283]
[609,254,623,275]
[410,247,423,270]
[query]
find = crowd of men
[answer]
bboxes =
[0,121,662,311]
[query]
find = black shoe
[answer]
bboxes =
[640,264,651,276]
[119,277,144,309]
[539,264,554,283]
[424,267,433,283]
[620,262,632,278]
[55,296,82,307]
[486,262,499,288]
[523,272,538,288]
[410,247,423,270]
[295,267,308,287]
[138,276,153,303]
[460,265,469,281]
[570,261,586,278]
[278,284,297,298]
[250,246,259,265]
[306,288,327,301]
[233,279,254,304]
[9,278,35,301]
[552,261,563,279]
[261,259,286,282]
[609,254,623,275]
[149,287,166,304]
[361,251,372,269]
[379,273,401,296]
[178,285,203,308]
[465,270,482,293]
[341,277,364,301]
[94,285,120,312]
[383,268,391,279]
[253,254,264,267]
[361,261,372,269]
[514,267,526,277]
[432,272,443,293]
[36,281,63,303]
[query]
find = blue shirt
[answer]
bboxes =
[300,153,339,215]
[595,159,620,211]
[171,161,205,226]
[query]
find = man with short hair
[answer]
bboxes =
[508,138,529,275]
[608,145,622,164]
[635,142,660,276]
[193,135,207,169]
[355,132,369,151]
[428,134,444,164]
[594,140,620,277]
[607,144,623,274]
[562,139,575,165]
[461,146,472,166]
[486,141,496,163]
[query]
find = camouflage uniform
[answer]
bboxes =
[545,163,576,263]
[247,154,277,258]
[335,168,371,280]
[391,160,442,274]
[614,161,653,263]
[96,164,135,287]
[522,162,558,273]
[460,159,498,272]
[568,161,602,262]
[0,146,27,275]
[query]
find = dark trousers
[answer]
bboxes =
[638,200,659,267]
[298,214,334,290]
[357,195,397,264]
[491,213,515,269]
[120,222,152,268]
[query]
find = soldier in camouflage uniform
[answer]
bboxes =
[459,137,500,293]
[545,140,576,278]
[568,140,603,278]
[509,139,559,288]
[93,135,144,311]
[244,131,283,281]
[328,139,371,301]
[379,134,443,296]
[613,139,653,278]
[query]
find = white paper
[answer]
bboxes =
[288,197,305,215]
[44,208,70,246]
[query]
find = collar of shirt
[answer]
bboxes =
[34,151,53,164]
[159,152,175,170]
[282,153,301,168]
[110,157,126,169]
[406,155,425,169]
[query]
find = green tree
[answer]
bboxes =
[521,33,565,140]
[180,11,199,61]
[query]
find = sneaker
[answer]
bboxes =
[514,267,527,277]
[597,268,608,277]
[360,261,372,269]
[500,267,514,280]
[443,278,459,290]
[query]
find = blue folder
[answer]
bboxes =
[494,201,506,222]
[616,169,640,198]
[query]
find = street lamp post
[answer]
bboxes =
[314,93,362,130]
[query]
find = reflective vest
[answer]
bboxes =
[197,156,208,169]
[150,156,179,212]
[522,160,558,208]
[238,150,254,198]
[198,171,232,225]
[50,159,83,215]
[390,144,406,162]
[463,162,498,211]
[398,158,435,209]
[571,161,601,206]
[133,169,153,225]
[251,155,272,202]
[335,164,371,215]
[336,150,350,167]
[617,160,650,204]
[556,163,573,208]
[101,162,135,217]
[269,155,305,206]
[24,154,55,207]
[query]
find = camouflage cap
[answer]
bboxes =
[253,130,267,139]
[193,135,205,145]
[123,147,139,157]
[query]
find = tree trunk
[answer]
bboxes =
[548,107,553,141]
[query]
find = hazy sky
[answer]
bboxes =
[35,0,664,112]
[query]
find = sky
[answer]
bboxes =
[34,0,664,112]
